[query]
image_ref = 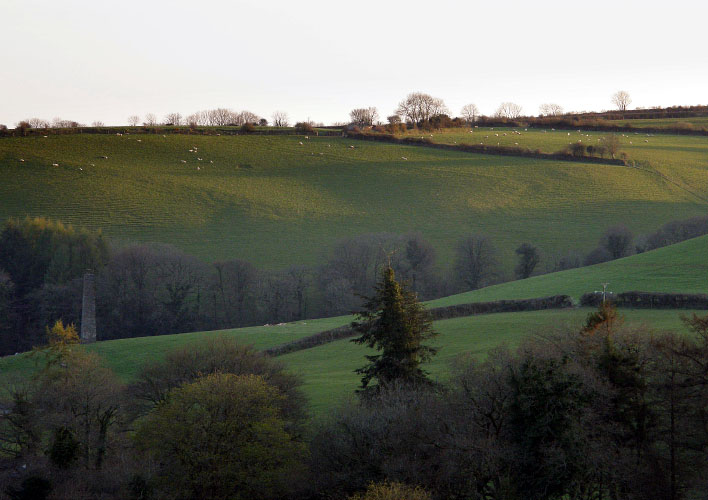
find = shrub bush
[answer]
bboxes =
[295,121,315,134]
[349,481,432,500]
[135,373,307,500]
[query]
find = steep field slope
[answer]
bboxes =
[1,134,705,269]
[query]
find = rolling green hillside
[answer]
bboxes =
[280,307,701,412]
[2,236,707,412]
[430,234,708,306]
[1,133,706,271]
[606,117,708,128]
[406,126,708,203]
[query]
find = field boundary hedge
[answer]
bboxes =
[346,132,627,166]
[264,295,573,357]
[580,291,708,309]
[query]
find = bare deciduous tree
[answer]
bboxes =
[494,102,523,119]
[460,103,479,124]
[539,103,564,116]
[349,107,379,127]
[91,121,105,127]
[143,113,158,126]
[185,111,204,127]
[51,118,81,128]
[612,91,632,111]
[164,112,182,126]
[27,117,49,128]
[203,108,237,126]
[272,111,289,127]
[454,235,498,290]
[236,110,260,126]
[396,92,449,124]
[128,115,140,126]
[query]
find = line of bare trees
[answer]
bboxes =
[11,89,636,132]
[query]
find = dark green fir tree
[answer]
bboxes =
[351,266,438,392]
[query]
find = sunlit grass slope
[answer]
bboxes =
[281,308,701,413]
[0,315,352,382]
[1,133,705,269]
[430,234,708,307]
[607,117,708,128]
[409,127,708,205]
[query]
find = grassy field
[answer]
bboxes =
[274,307,703,413]
[428,234,708,306]
[3,233,706,372]
[404,126,708,202]
[1,133,706,271]
[606,117,708,129]
[2,306,700,414]
[0,315,353,382]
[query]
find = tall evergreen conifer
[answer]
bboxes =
[352,266,437,392]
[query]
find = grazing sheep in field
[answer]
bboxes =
[299,142,303,145]
[90,163,95,166]
[19,159,24,162]
[43,135,48,138]
[180,160,187,163]
[645,140,649,142]
[197,166,200,171]
[137,139,142,142]
[197,158,202,161]
[210,160,213,163]
[100,156,108,159]
[401,157,407,160]
[79,167,83,171]
[305,136,309,139]
[350,145,355,149]
[52,163,59,167]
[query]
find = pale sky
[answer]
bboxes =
[2,0,707,126]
